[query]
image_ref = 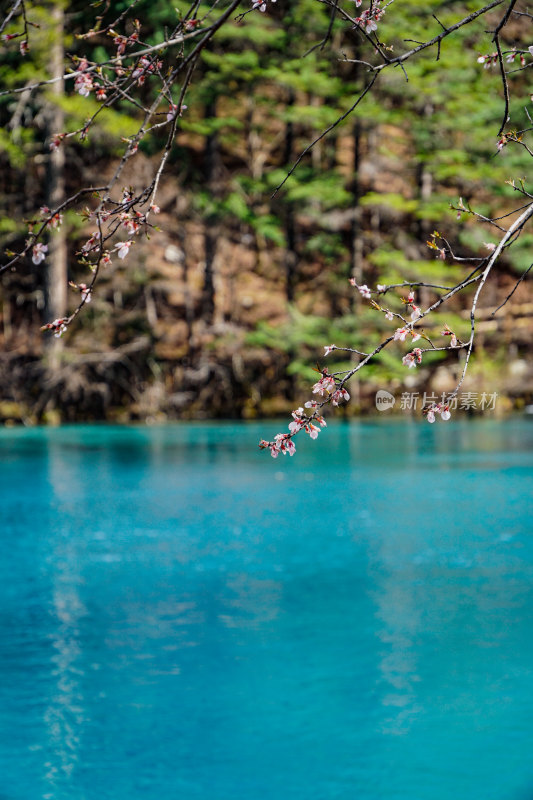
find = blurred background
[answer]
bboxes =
[1,0,532,424]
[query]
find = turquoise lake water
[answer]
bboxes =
[1,419,533,799]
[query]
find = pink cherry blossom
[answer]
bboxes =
[75,72,93,97]
[394,327,409,341]
[50,134,64,151]
[252,0,276,11]
[132,56,153,83]
[402,348,422,369]
[331,388,350,406]
[79,284,92,304]
[312,374,336,396]
[273,433,295,456]
[285,439,296,456]
[497,137,507,152]
[349,279,371,298]
[41,318,67,338]
[441,327,458,347]
[114,35,128,55]
[81,232,100,254]
[122,213,143,235]
[425,403,451,423]
[117,241,132,259]
[289,407,305,433]
[32,243,48,265]
[306,423,320,439]
[167,104,178,121]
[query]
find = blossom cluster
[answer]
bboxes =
[39,186,150,336]
[405,291,421,321]
[251,0,277,12]
[259,367,352,456]
[424,403,451,424]
[3,32,29,55]
[74,59,94,97]
[312,372,350,406]
[394,326,420,343]
[289,406,327,438]
[111,28,139,56]
[69,282,92,304]
[131,55,162,86]
[259,404,328,458]
[402,348,422,369]
[40,206,63,230]
[32,243,48,265]
[353,0,385,34]
[41,318,68,338]
[349,278,371,299]
[477,46,532,68]
[441,325,458,348]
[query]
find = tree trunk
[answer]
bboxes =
[44,3,67,371]
[202,97,219,326]
[416,102,434,308]
[350,118,364,300]
[349,119,363,408]
[283,89,297,304]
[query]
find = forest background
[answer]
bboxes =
[0,0,532,425]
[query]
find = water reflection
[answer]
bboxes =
[375,578,422,735]
[42,442,88,797]
[218,575,282,629]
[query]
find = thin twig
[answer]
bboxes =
[272,73,379,196]
[491,263,533,316]
[492,0,518,37]
[494,35,510,135]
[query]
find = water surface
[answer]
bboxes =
[1,420,532,799]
